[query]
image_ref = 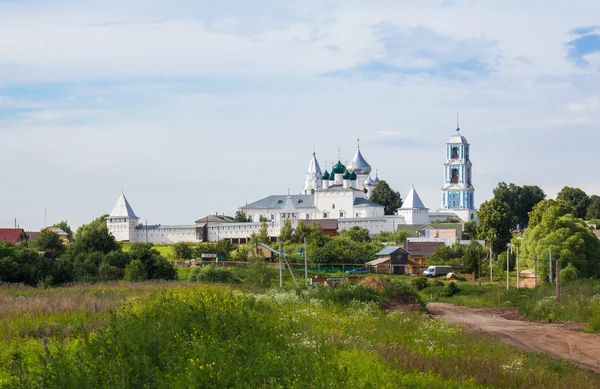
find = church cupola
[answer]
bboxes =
[332,159,345,185]
[342,169,351,189]
[322,169,330,190]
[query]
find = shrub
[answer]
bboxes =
[245,261,275,288]
[124,259,147,282]
[411,276,429,290]
[442,282,460,297]
[189,265,240,284]
[432,279,444,287]
[560,263,579,282]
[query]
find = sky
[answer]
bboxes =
[1,0,600,230]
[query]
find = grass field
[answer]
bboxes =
[1,281,599,388]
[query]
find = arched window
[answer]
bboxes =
[339,211,344,218]
[332,204,335,209]
[451,168,459,184]
[323,212,328,219]
[451,147,459,159]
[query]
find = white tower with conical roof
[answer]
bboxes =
[397,186,429,225]
[303,152,322,194]
[106,192,140,241]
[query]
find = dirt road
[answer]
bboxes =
[428,303,600,373]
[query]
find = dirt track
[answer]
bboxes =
[428,303,600,373]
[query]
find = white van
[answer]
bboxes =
[423,265,453,277]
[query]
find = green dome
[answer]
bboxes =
[332,160,346,174]
[350,170,357,180]
[342,170,351,180]
[322,170,330,180]
[329,174,335,181]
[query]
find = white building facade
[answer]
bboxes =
[107,128,477,244]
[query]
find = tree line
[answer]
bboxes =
[0,215,176,286]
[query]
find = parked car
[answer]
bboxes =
[345,268,368,274]
[423,265,453,277]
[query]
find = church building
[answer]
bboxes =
[106,126,477,243]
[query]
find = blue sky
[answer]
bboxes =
[1,0,600,230]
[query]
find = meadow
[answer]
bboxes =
[421,279,600,332]
[2,280,600,388]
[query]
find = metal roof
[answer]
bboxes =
[241,195,314,210]
[280,195,297,213]
[108,193,138,219]
[401,186,427,209]
[353,198,383,207]
[376,246,409,256]
[347,147,372,175]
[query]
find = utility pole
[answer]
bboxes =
[489,244,493,284]
[534,254,538,288]
[516,244,520,289]
[506,248,510,290]
[555,258,561,303]
[549,248,553,284]
[478,246,481,286]
[304,237,308,287]
[279,240,283,287]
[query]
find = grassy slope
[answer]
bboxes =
[1,282,599,388]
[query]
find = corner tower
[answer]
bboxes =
[440,124,476,221]
[106,192,140,241]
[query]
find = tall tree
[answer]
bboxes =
[477,198,513,254]
[586,195,600,220]
[33,229,65,259]
[462,220,478,240]
[492,182,545,229]
[370,180,403,215]
[340,226,370,243]
[234,210,251,222]
[258,222,270,243]
[521,201,600,279]
[528,199,573,229]
[72,215,119,254]
[557,186,590,219]
[279,219,293,243]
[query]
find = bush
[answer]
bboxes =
[442,282,460,297]
[432,279,444,287]
[411,276,429,290]
[560,263,579,282]
[189,265,240,284]
[245,261,275,288]
[124,259,147,282]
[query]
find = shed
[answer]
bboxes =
[247,243,283,260]
[366,246,409,274]
[403,241,445,274]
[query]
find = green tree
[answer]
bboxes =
[234,210,251,222]
[429,245,456,263]
[33,229,66,258]
[586,195,600,220]
[557,186,590,219]
[124,259,147,282]
[340,226,370,243]
[259,216,269,223]
[521,201,600,279]
[73,215,119,254]
[492,182,545,229]
[128,243,176,280]
[292,221,309,243]
[370,180,403,215]
[477,198,513,254]
[52,221,74,241]
[463,220,478,240]
[258,222,270,243]
[0,242,53,286]
[173,242,193,260]
[528,199,573,229]
[279,219,293,243]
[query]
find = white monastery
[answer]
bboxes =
[107,127,477,244]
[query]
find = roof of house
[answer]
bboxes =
[299,219,339,230]
[247,243,284,256]
[365,257,390,266]
[46,227,68,236]
[194,215,236,224]
[403,241,445,257]
[26,231,40,241]
[241,195,314,210]
[376,246,410,256]
[0,228,26,243]
[108,193,138,219]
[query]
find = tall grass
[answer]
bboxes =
[1,283,599,388]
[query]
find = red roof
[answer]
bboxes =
[0,228,26,243]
